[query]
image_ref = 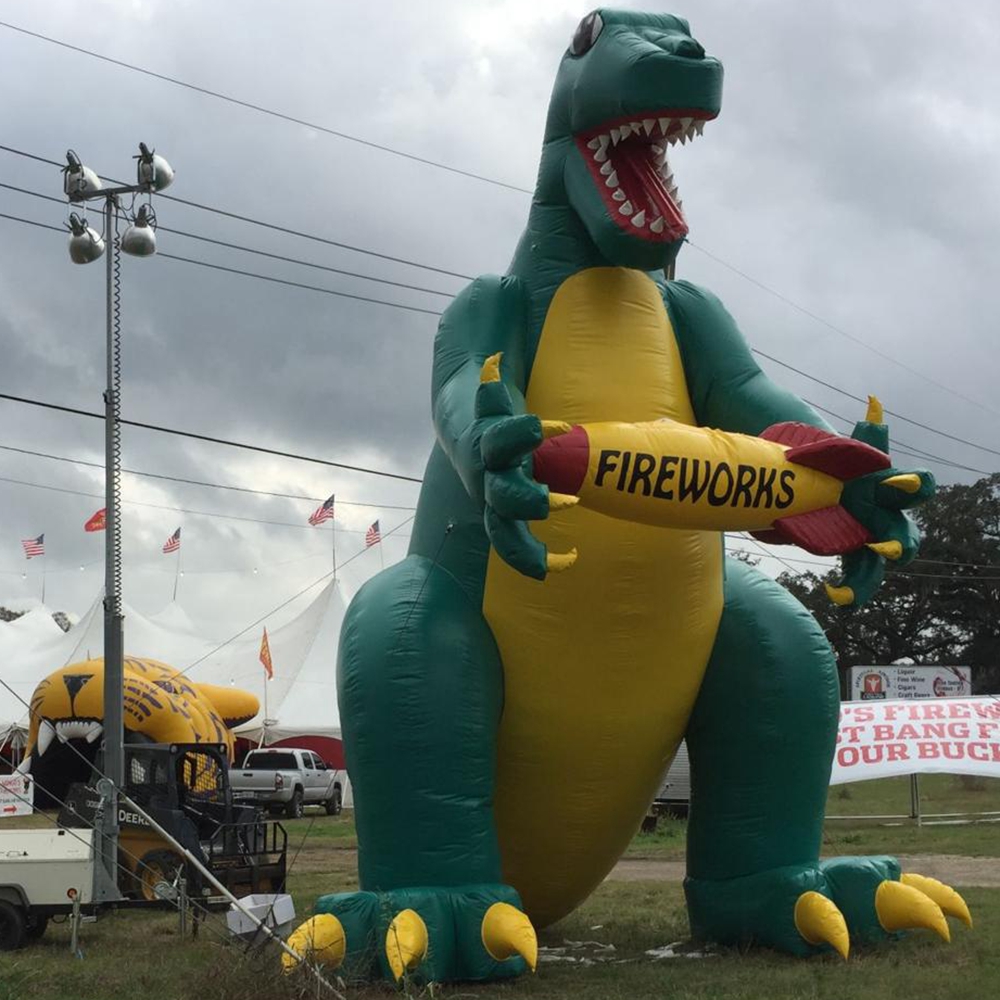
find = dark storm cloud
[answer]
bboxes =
[1,0,998,625]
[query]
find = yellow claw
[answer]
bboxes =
[385,909,428,982]
[867,540,903,560]
[282,914,346,973]
[901,873,973,928]
[480,352,503,384]
[548,492,580,513]
[541,419,573,439]
[546,547,578,573]
[865,395,884,424]
[875,880,950,942]
[824,583,855,606]
[882,473,922,494]
[481,902,538,972]
[794,891,850,961]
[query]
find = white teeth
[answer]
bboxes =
[642,119,655,136]
[694,120,705,136]
[676,199,684,212]
[36,720,55,756]
[54,719,103,743]
[630,122,641,132]
[650,216,665,233]
[619,200,634,215]
[667,133,679,146]
[594,146,608,162]
[587,137,602,150]
[612,189,626,201]
[651,144,664,156]
[680,117,693,133]
[605,170,619,187]
[86,723,103,744]
[631,210,646,227]
[658,118,672,134]
[610,127,621,145]
[599,160,613,176]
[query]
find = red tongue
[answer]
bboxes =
[615,142,687,239]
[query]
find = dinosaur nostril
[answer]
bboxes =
[674,37,705,59]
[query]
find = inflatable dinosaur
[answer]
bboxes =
[289,9,969,983]
[20,657,258,802]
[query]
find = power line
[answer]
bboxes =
[0,144,475,281]
[0,442,417,509]
[0,20,532,196]
[0,181,455,299]
[0,390,424,484]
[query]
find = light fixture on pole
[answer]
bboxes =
[61,143,174,903]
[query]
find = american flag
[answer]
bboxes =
[21,534,44,559]
[308,494,335,526]
[162,527,181,554]
[365,520,381,548]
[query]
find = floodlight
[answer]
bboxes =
[136,142,174,192]
[66,212,106,264]
[121,204,156,257]
[63,150,102,198]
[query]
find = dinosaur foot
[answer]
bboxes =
[685,856,972,960]
[283,883,536,984]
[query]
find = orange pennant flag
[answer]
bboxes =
[259,627,274,680]
[84,508,106,532]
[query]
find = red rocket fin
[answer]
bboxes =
[770,506,873,556]
[761,422,891,480]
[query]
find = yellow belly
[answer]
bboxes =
[483,268,724,926]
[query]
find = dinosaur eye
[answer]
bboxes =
[569,11,603,56]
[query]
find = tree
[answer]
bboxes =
[776,473,1000,694]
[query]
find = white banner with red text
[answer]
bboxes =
[832,696,1000,785]
[0,772,34,817]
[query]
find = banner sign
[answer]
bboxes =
[832,696,1000,784]
[0,772,33,817]
[848,665,972,700]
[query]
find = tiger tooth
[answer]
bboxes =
[658,117,672,134]
[612,189,626,201]
[631,209,646,227]
[642,119,655,135]
[594,146,608,162]
[599,160,613,176]
[619,200,633,215]
[605,170,618,187]
[36,720,55,756]
[650,216,665,233]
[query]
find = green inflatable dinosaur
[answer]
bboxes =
[287,9,970,984]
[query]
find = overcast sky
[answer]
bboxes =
[1,0,998,643]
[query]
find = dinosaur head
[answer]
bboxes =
[544,9,722,271]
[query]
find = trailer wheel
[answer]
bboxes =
[25,914,48,941]
[0,899,26,951]
[324,785,342,816]
[138,849,185,902]
[285,788,304,820]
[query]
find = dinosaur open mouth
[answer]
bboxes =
[575,110,712,242]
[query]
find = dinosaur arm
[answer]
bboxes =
[665,280,832,435]
[432,274,529,503]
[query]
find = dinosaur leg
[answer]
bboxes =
[683,557,971,958]
[286,554,535,984]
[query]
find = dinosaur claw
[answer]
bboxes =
[548,492,579,513]
[546,547,578,573]
[794,891,849,960]
[875,880,950,942]
[866,540,903,560]
[480,352,503,384]
[282,914,346,973]
[481,902,538,972]
[541,419,573,439]
[824,583,855,606]
[386,908,429,982]
[881,473,922,494]
[865,395,884,424]
[901,873,973,928]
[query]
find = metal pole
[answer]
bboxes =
[99,192,125,901]
[910,773,922,826]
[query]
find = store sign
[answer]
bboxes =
[831,697,1000,784]
[0,772,33,817]
[848,665,972,701]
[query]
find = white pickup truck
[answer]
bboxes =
[229,748,343,819]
